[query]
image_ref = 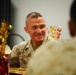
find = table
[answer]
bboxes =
[9,68,26,75]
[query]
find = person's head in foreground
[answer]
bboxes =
[69,0,76,37]
[26,0,76,75]
[24,12,46,46]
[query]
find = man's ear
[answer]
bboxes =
[24,26,29,33]
[68,20,75,37]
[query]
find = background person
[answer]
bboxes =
[10,12,54,68]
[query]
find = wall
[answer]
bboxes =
[10,0,73,48]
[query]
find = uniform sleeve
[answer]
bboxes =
[10,45,20,67]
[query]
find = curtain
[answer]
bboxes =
[0,0,11,26]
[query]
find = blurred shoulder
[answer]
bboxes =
[26,37,76,75]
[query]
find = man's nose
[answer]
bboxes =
[36,28,42,33]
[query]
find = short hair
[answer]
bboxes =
[26,12,42,19]
[70,0,76,22]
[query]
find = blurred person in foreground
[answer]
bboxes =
[10,12,54,69]
[26,0,76,75]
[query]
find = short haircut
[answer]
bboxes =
[26,12,42,19]
[70,0,76,22]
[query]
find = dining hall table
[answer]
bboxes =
[9,67,26,75]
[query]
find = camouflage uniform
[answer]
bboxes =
[10,36,54,69]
